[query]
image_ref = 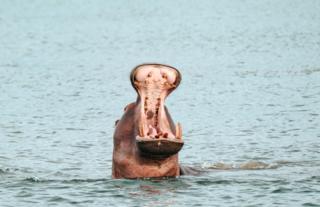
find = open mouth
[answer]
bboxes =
[130,64,184,158]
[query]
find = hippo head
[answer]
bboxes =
[130,64,184,159]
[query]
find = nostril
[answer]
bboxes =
[162,73,167,79]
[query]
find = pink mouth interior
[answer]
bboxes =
[131,64,182,140]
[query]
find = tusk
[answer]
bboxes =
[178,123,182,139]
[139,122,144,137]
[176,122,182,139]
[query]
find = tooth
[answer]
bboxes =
[175,124,178,138]
[178,123,182,139]
[139,122,144,137]
[175,122,182,139]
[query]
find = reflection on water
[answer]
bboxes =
[1,0,320,206]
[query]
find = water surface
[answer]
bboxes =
[1,0,320,206]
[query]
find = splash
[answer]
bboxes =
[201,161,279,170]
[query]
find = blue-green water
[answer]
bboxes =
[1,0,320,206]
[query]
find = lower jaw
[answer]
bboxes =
[135,101,184,158]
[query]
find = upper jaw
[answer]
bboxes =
[130,63,181,94]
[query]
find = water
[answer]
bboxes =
[1,0,320,206]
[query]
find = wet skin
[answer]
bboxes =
[112,64,184,179]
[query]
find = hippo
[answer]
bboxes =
[112,63,187,179]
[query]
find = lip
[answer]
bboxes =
[136,137,184,159]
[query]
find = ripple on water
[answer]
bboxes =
[0,168,11,174]
[1,0,320,206]
[23,177,109,184]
